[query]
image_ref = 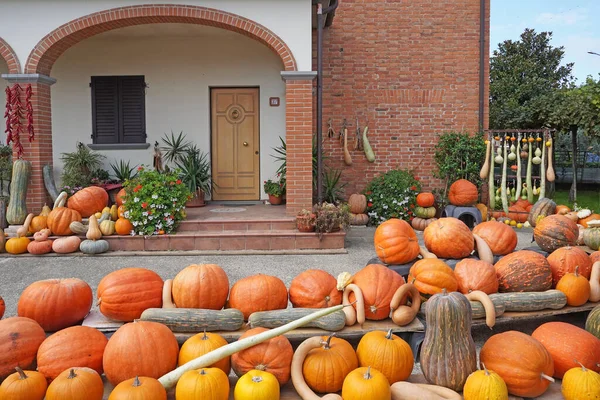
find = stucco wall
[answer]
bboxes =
[51,24,286,199]
[0,0,312,72]
[0,59,7,130]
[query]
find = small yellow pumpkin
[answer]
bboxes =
[561,362,600,400]
[86,215,102,241]
[463,363,508,400]
[234,369,280,400]
[102,206,111,215]
[6,213,33,254]
[100,220,116,236]
[40,204,51,217]
[176,368,229,400]
[94,212,102,220]
[341,367,391,400]
[110,205,119,221]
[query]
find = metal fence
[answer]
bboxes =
[554,150,600,184]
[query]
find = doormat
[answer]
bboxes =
[210,208,247,213]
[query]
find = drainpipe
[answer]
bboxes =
[479,0,486,131]
[316,0,339,203]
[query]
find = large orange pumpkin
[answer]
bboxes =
[454,258,499,294]
[288,269,342,308]
[97,268,163,322]
[546,246,592,286]
[448,179,478,206]
[533,214,579,253]
[416,192,435,207]
[303,335,358,392]
[172,264,230,310]
[37,326,108,381]
[228,274,288,320]
[373,218,420,265]
[231,327,294,385]
[115,218,134,235]
[17,278,93,331]
[103,321,179,386]
[532,322,600,378]
[479,331,554,398]
[46,207,82,236]
[67,186,109,218]
[408,259,458,297]
[115,188,127,208]
[473,221,517,255]
[494,250,552,292]
[0,317,46,379]
[424,218,474,259]
[349,264,405,320]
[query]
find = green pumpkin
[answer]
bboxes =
[583,226,600,251]
[79,239,110,254]
[527,197,556,227]
[99,220,116,236]
[415,206,436,219]
[6,160,32,224]
[586,305,600,339]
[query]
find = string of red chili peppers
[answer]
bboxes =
[3,83,34,159]
[26,85,34,143]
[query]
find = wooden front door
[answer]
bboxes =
[211,88,260,200]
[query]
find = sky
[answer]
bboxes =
[491,0,600,84]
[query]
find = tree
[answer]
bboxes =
[490,29,574,129]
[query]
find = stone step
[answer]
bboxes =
[176,218,297,232]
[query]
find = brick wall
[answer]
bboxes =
[316,0,490,195]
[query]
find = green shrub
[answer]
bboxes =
[364,169,421,225]
[433,131,486,187]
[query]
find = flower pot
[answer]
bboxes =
[268,194,283,205]
[296,215,316,232]
[186,189,206,207]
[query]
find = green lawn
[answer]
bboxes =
[553,189,600,211]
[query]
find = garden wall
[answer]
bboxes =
[317,0,490,195]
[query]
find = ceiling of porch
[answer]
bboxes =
[96,23,240,39]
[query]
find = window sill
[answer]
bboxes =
[87,143,150,151]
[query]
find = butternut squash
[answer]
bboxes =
[390,382,461,400]
[590,261,600,303]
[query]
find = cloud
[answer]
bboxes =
[535,9,588,26]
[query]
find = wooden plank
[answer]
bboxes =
[472,301,599,327]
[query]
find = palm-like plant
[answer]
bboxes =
[272,136,320,186]
[160,131,191,165]
[323,168,347,204]
[175,146,213,194]
[60,142,105,187]
[110,159,138,182]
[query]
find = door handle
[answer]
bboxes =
[255,151,259,155]
[243,141,249,147]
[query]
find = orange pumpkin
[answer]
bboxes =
[303,334,358,393]
[115,218,133,235]
[231,327,294,385]
[448,179,478,206]
[0,367,48,400]
[416,192,435,207]
[348,193,368,214]
[349,264,405,320]
[117,205,125,218]
[27,239,53,255]
[494,250,552,293]
[115,188,127,208]
[37,326,108,381]
[172,264,230,310]
[67,186,109,218]
[109,376,167,400]
[228,274,288,320]
[0,317,46,379]
[373,218,420,265]
[408,259,458,297]
[17,278,93,331]
[508,205,528,223]
[29,215,48,233]
[356,330,414,384]
[178,331,230,374]
[424,218,474,259]
[97,268,163,322]
[556,266,591,306]
[103,321,179,386]
[454,258,499,294]
[473,221,518,255]
[45,367,104,400]
[579,213,600,228]
[555,205,571,215]
[47,207,82,236]
[289,269,342,308]
[533,214,579,253]
[547,246,592,286]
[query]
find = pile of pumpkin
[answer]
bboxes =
[347,194,369,226]
[3,186,135,255]
[411,192,437,231]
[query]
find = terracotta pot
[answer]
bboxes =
[186,189,206,207]
[296,215,316,232]
[268,194,283,205]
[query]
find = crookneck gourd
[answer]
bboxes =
[420,289,477,392]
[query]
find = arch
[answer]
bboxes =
[0,37,21,74]
[25,4,297,75]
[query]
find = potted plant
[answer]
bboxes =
[176,146,212,207]
[264,178,285,205]
[296,209,316,232]
[313,202,350,235]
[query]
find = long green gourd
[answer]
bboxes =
[515,134,522,200]
[488,137,495,210]
[526,136,533,203]
[363,126,375,163]
[6,159,32,225]
[539,135,546,199]
[501,138,509,215]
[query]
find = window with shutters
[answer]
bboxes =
[91,76,147,144]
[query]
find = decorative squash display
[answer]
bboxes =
[234,369,280,400]
[6,159,32,225]
[586,305,600,339]
[37,325,108,381]
[229,274,288,320]
[356,329,413,384]
[289,269,341,309]
[0,367,48,400]
[531,321,600,378]
[17,278,93,331]
[108,376,167,400]
[411,217,437,231]
[448,179,478,206]
[416,192,435,207]
[27,229,53,255]
[52,236,81,254]
[454,259,499,295]
[140,308,244,332]
[420,290,476,391]
[408,259,458,297]
[0,228,5,254]
[488,290,567,312]
[473,221,517,255]
[561,362,600,400]
[231,327,294,385]
[349,264,405,320]
[47,207,82,236]
[423,218,474,259]
[533,214,579,252]
[178,331,230,375]
[593,251,600,264]
[66,186,109,217]
[556,266,590,306]
[248,308,346,331]
[97,267,163,322]
[479,331,554,397]
[547,245,592,286]
[0,317,46,379]
[390,382,462,399]
[493,250,552,292]
[462,364,508,400]
[348,193,367,214]
[172,264,229,310]
[373,218,420,265]
[103,321,179,386]
[45,367,104,400]
[527,197,557,227]
[341,367,391,400]
[584,222,600,250]
[176,368,229,400]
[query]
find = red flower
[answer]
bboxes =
[410,185,417,191]
[365,191,372,195]
[408,211,413,215]
[367,202,373,207]
[409,216,414,221]
[137,166,144,171]
[142,202,148,209]
[133,184,142,192]
[176,179,182,184]
[410,204,415,209]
